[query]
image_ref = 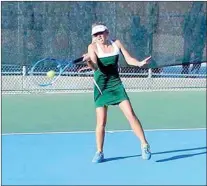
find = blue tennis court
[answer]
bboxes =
[2,129,206,185]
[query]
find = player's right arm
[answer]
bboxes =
[84,44,98,71]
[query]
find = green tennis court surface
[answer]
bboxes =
[2,90,206,134]
[2,90,206,185]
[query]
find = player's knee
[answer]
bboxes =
[96,121,106,128]
[129,115,137,124]
[126,110,137,121]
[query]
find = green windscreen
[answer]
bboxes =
[1,2,206,68]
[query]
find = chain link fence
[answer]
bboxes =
[2,63,206,94]
[1,2,206,94]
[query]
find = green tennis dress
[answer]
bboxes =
[94,40,129,108]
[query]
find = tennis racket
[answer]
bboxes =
[29,57,84,87]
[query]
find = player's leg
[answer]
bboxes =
[96,106,108,152]
[119,100,151,160]
[92,106,108,163]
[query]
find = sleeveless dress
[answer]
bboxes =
[93,40,129,108]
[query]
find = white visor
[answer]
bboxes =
[91,25,108,35]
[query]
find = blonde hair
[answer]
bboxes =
[92,36,96,43]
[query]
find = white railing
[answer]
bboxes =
[1,64,206,94]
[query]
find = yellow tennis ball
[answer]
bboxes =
[47,70,55,78]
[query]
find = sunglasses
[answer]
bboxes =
[93,31,105,37]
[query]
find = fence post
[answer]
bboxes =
[148,68,152,78]
[22,66,26,93]
[22,66,26,76]
[147,68,152,90]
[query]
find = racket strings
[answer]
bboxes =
[30,59,61,86]
[30,57,85,87]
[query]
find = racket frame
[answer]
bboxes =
[30,57,84,87]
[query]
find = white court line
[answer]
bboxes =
[2,128,206,136]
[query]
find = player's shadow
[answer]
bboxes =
[155,151,206,162]
[103,146,206,163]
[103,154,141,162]
[154,146,206,163]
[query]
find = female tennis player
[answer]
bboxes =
[83,22,151,163]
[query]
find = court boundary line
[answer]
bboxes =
[2,127,206,136]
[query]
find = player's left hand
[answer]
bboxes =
[139,56,151,67]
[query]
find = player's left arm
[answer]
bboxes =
[115,39,151,67]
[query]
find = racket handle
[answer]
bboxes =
[73,57,84,64]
